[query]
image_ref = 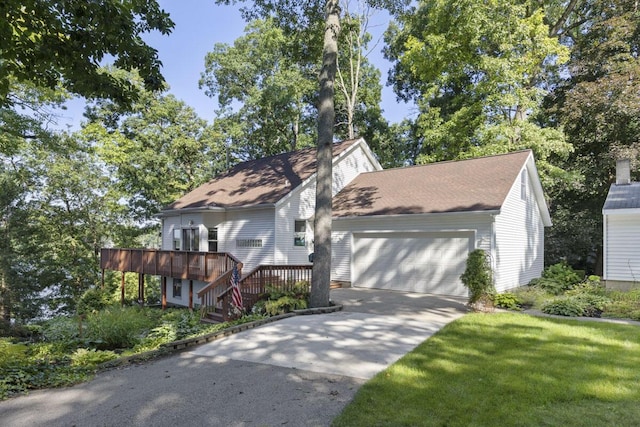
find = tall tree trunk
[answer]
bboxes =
[311,0,340,308]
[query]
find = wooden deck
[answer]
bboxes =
[100,248,238,283]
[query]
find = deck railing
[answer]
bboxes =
[198,264,313,322]
[100,248,239,283]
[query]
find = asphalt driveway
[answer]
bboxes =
[0,288,467,427]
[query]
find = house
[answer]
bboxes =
[100,139,552,312]
[602,159,640,290]
[154,138,382,307]
[330,150,551,296]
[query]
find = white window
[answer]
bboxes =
[208,228,218,252]
[182,228,199,252]
[521,169,527,201]
[173,279,182,298]
[173,229,181,250]
[237,239,262,248]
[294,220,306,247]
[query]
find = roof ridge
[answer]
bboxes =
[353,149,532,176]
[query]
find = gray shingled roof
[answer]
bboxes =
[332,150,533,217]
[163,139,360,211]
[603,183,640,211]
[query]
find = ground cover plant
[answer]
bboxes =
[0,305,264,400]
[333,313,640,427]
[493,263,640,320]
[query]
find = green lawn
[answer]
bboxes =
[333,313,640,427]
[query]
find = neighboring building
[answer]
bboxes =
[602,159,640,290]
[101,139,552,308]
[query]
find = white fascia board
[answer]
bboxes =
[602,208,640,215]
[154,204,275,218]
[332,209,500,222]
[525,154,553,227]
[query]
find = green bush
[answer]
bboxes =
[541,294,611,317]
[85,307,155,350]
[460,249,495,305]
[493,293,522,310]
[70,348,118,367]
[252,281,310,316]
[77,287,111,315]
[532,262,582,295]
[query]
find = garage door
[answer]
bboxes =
[353,232,471,296]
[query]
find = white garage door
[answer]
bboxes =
[353,232,471,296]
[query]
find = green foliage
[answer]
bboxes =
[1,0,174,106]
[0,339,28,368]
[460,249,495,305]
[70,349,118,368]
[492,293,522,310]
[252,281,310,316]
[542,294,612,317]
[85,307,155,350]
[531,262,583,295]
[77,288,111,315]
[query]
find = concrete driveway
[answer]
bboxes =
[0,288,467,427]
[191,288,467,379]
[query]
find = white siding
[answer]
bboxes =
[161,216,181,250]
[274,141,380,265]
[494,167,545,292]
[331,213,492,283]
[604,214,640,282]
[165,278,208,308]
[161,213,206,251]
[225,208,275,272]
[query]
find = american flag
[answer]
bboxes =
[231,263,243,310]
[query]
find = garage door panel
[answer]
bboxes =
[353,233,470,296]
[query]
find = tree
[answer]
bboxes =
[0,0,174,106]
[83,74,226,223]
[200,19,318,159]
[543,0,640,270]
[214,0,406,307]
[384,0,573,175]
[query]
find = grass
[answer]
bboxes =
[333,313,640,427]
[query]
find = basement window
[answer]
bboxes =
[173,279,182,299]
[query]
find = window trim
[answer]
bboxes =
[294,220,306,247]
[172,279,182,299]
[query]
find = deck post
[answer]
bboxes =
[121,271,125,306]
[162,277,167,310]
[138,273,144,306]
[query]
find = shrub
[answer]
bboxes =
[70,348,118,367]
[77,288,111,315]
[541,296,586,317]
[85,307,155,350]
[541,294,611,317]
[460,249,495,305]
[252,281,310,316]
[493,293,522,310]
[532,262,582,295]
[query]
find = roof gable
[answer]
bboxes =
[164,139,361,211]
[333,150,536,218]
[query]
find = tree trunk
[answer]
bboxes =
[311,0,340,308]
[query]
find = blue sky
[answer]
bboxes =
[55,1,414,129]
